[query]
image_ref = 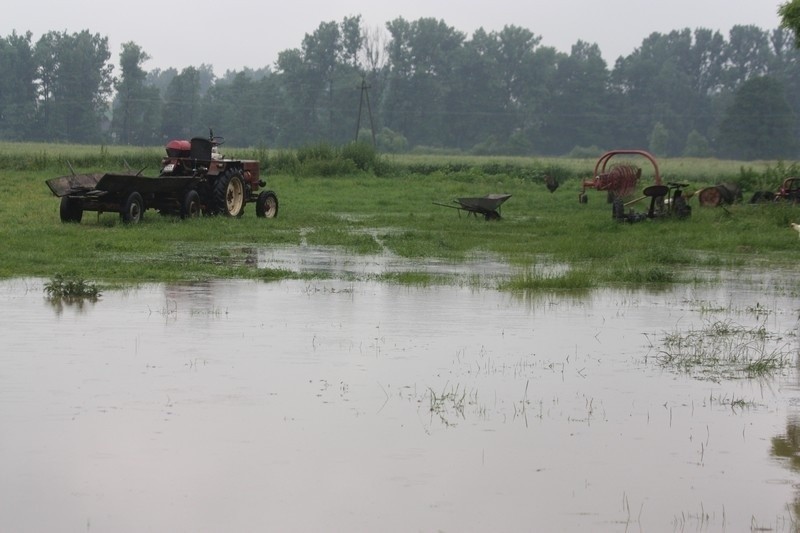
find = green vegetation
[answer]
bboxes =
[2,142,800,292]
[2,22,798,160]
[657,320,792,380]
[43,273,100,300]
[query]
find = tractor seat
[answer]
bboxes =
[643,185,669,218]
[643,185,669,197]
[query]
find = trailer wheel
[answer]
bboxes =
[59,196,83,223]
[121,191,144,224]
[212,169,245,217]
[181,190,201,219]
[256,190,279,218]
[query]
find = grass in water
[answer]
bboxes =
[43,273,100,300]
[3,142,800,286]
[657,319,791,380]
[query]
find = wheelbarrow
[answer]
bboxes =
[434,193,512,220]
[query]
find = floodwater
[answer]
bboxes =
[1,263,800,532]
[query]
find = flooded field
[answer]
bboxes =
[1,267,799,532]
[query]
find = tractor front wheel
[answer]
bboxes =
[256,190,279,218]
[213,169,245,217]
[121,191,144,224]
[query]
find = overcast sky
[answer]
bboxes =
[4,0,784,75]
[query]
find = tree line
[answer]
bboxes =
[1,17,799,160]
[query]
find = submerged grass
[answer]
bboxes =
[658,319,792,380]
[501,269,596,290]
[2,142,800,288]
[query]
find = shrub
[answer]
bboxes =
[268,149,299,173]
[376,127,408,153]
[296,142,336,163]
[341,141,377,172]
[44,274,100,300]
[738,160,800,192]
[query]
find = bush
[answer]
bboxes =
[296,142,336,163]
[341,141,377,172]
[44,274,100,300]
[738,160,800,193]
[683,130,711,158]
[266,149,298,173]
[300,158,358,177]
[376,127,408,153]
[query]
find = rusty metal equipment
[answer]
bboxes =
[749,177,800,204]
[612,182,691,222]
[696,182,742,207]
[434,193,512,220]
[578,149,662,203]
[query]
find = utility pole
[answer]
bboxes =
[355,77,376,147]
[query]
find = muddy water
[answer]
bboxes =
[1,273,799,532]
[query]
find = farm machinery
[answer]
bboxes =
[749,177,800,204]
[434,193,512,220]
[578,149,691,221]
[46,131,279,224]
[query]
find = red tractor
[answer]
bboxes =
[46,131,279,224]
[159,132,278,218]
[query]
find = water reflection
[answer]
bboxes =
[45,294,100,316]
[257,244,569,280]
[1,275,800,532]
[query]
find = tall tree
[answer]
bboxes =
[717,76,797,159]
[444,28,509,150]
[609,29,720,155]
[200,70,281,146]
[33,30,113,142]
[273,17,367,145]
[539,41,608,155]
[161,66,201,139]
[724,25,772,87]
[779,0,800,47]
[383,17,466,147]
[112,42,161,145]
[0,31,37,139]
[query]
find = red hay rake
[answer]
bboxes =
[578,149,662,203]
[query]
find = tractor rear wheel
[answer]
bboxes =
[212,169,245,217]
[60,196,83,223]
[121,191,144,224]
[181,189,201,219]
[256,190,279,218]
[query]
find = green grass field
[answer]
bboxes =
[1,142,797,290]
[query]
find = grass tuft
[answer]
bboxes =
[43,273,100,300]
[657,319,791,380]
